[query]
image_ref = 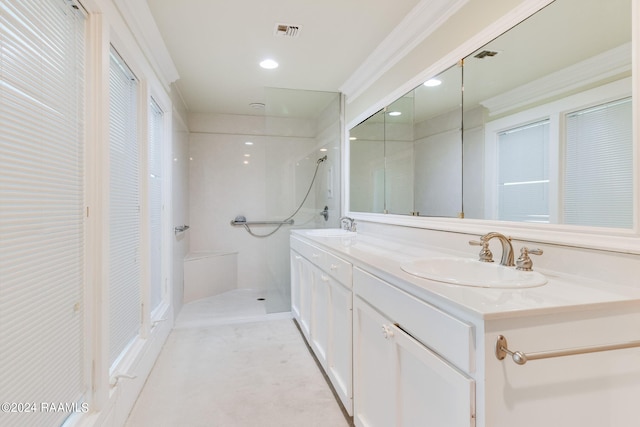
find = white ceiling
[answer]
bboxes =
[146,0,422,117]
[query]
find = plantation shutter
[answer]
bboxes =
[564,98,633,228]
[108,47,141,368]
[148,98,163,312]
[0,0,87,426]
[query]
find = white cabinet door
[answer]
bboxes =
[354,296,475,427]
[290,250,302,320]
[310,268,330,369]
[328,277,353,414]
[353,296,396,427]
[298,256,313,340]
[393,322,475,427]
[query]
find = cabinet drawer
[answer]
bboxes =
[354,267,474,373]
[291,236,352,288]
[290,236,323,264]
[321,251,352,289]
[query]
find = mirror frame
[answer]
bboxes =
[344,0,640,255]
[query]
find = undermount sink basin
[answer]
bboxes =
[305,228,356,237]
[401,257,547,289]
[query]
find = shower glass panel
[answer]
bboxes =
[263,88,341,313]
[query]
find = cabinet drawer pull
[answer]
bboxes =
[295,255,301,260]
[312,253,320,259]
[330,264,338,270]
[382,324,394,339]
[321,274,330,282]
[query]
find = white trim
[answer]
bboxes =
[340,0,469,102]
[112,0,179,88]
[481,43,632,116]
[147,81,175,320]
[346,0,554,130]
[349,213,640,255]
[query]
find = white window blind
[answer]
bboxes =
[497,120,550,222]
[0,1,86,426]
[148,98,163,312]
[564,98,633,228]
[108,47,141,368]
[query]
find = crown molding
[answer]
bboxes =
[481,42,632,116]
[339,0,469,102]
[113,0,180,89]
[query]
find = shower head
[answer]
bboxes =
[317,155,328,164]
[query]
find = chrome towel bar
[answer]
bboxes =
[496,334,640,365]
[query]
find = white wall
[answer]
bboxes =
[187,114,317,298]
[187,97,341,312]
[170,86,190,316]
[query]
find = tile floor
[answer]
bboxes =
[125,290,351,427]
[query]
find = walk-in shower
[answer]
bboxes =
[230,155,328,238]
[188,88,341,314]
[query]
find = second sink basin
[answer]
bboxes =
[401,257,547,289]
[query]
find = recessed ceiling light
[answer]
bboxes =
[260,59,278,69]
[423,79,442,87]
[320,148,327,152]
[388,111,402,116]
[245,141,254,145]
[349,137,357,141]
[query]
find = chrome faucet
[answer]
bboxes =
[339,216,356,232]
[469,232,515,267]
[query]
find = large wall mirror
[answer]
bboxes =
[463,0,632,228]
[348,0,634,231]
[349,65,462,217]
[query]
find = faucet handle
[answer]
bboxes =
[516,247,543,271]
[469,240,494,263]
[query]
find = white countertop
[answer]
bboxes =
[291,229,640,320]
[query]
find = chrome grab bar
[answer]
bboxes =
[174,225,190,234]
[496,334,640,365]
[230,217,294,226]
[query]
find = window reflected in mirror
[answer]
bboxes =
[348,0,634,229]
[462,0,632,228]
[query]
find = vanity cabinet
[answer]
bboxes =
[291,231,640,426]
[290,251,312,339]
[353,267,476,427]
[290,236,353,414]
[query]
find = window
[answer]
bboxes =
[148,98,164,312]
[496,120,550,223]
[0,1,86,425]
[564,98,633,228]
[108,47,141,369]
[486,79,633,228]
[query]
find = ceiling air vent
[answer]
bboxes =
[474,50,499,59]
[274,23,301,38]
